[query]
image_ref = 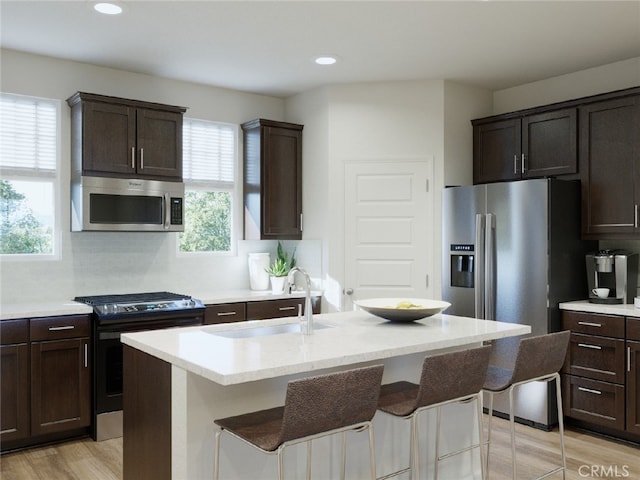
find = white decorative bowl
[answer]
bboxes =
[354,298,451,322]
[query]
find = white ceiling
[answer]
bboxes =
[1,1,639,98]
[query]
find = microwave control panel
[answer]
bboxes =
[170,198,183,225]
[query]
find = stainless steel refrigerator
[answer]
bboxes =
[442,178,596,429]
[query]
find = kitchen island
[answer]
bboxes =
[121,310,530,480]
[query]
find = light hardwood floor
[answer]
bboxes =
[1,416,638,479]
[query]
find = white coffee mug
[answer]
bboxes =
[592,288,610,298]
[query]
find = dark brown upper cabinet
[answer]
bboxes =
[472,108,577,184]
[242,119,303,240]
[579,94,640,239]
[67,92,187,181]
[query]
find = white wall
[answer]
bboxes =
[0,49,325,303]
[493,57,640,114]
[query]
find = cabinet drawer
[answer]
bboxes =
[561,311,624,338]
[562,374,625,430]
[246,298,305,320]
[205,303,246,324]
[564,333,625,383]
[628,317,640,342]
[30,315,90,341]
[0,319,29,344]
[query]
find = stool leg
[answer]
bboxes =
[214,429,222,480]
[434,406,442,480]
[485,391,494,477]
[368,424,377,480]
[508,386,517,480]
[277,447,285,480]
[476,394,486,480]
[554,373,567,480]
[306,440,313,480]
[341,432,347,480]
[409,414,419,480]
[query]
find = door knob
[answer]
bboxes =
[344,288,354,295]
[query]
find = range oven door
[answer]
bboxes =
[93,313,203,440]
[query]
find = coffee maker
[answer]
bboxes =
[586,250,638,303]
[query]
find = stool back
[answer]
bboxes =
[279,364,384,445]
[510,331,570,384]
[415,345,492,408]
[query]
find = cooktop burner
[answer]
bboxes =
[74,291,204,319]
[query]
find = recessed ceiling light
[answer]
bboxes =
[314,56,338,66]
[94,3,123,15]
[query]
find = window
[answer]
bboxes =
[180,118,237,253]
[0,93,59,257]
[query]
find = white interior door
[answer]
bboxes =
[344,160,433,310]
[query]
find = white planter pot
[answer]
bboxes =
[270,276,286,294]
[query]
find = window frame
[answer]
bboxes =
[177,118,241,257]
[0,93,61,260]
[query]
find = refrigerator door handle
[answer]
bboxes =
[474,214,485,319]
[485,213,496,320]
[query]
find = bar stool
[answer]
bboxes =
[483,330,570,480]
[376,346,492,480]
[214,364,384,480]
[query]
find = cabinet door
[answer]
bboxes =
[473,118,521,184]
[136,108,183,180]
[246,297,320,321]
[628,340,640,435]
[1,343,29,443]
[83,101,137,176]
[31,338,90,436]
[566,333,625,383]
[522,108,577,178]
[262,125,303,238]
[563,374,625,430]
[580,96,640,238]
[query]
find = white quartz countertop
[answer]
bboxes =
[0,301,93,320]
[121,311,530,386]
[560,300,640,318]
[0,289,321,321]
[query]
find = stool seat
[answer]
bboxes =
[214,364,384,480]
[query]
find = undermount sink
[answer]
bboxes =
[207,322,333,339]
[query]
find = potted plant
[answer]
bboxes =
[265,242,296,294]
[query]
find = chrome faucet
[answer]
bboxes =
[287,267,314,335]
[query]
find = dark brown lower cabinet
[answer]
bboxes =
[562,310,640,442]
[30,338,90,436]
[627,319,640,435]
[0,319,30,444]
[0,315,91,452]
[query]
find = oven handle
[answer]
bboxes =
[98,316,204,340]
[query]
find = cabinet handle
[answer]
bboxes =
[578,321,602,328]
[629,346,632,373]
[140,148,144,169]
[635,204,638,229]
[49,325,75,331]
[279,306,297,311]
[216,311,237,317]
[578,343,602,350]
[578,386,602,395]
[521,153,526,174]
[131,147,135,169]
[84,343,88,368]
[513,155,518,174]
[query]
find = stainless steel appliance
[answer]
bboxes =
[442,178,596,429]
[74,292,204,441]
[586,250,638,304]
[71,176,185,232]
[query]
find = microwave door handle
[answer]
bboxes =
[164,193,170,230]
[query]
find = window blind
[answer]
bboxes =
[183,118,235,187]
[0,93,58,173]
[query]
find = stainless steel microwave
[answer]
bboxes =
[71,176,184,232]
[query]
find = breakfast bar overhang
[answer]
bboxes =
[121,310,530,480]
